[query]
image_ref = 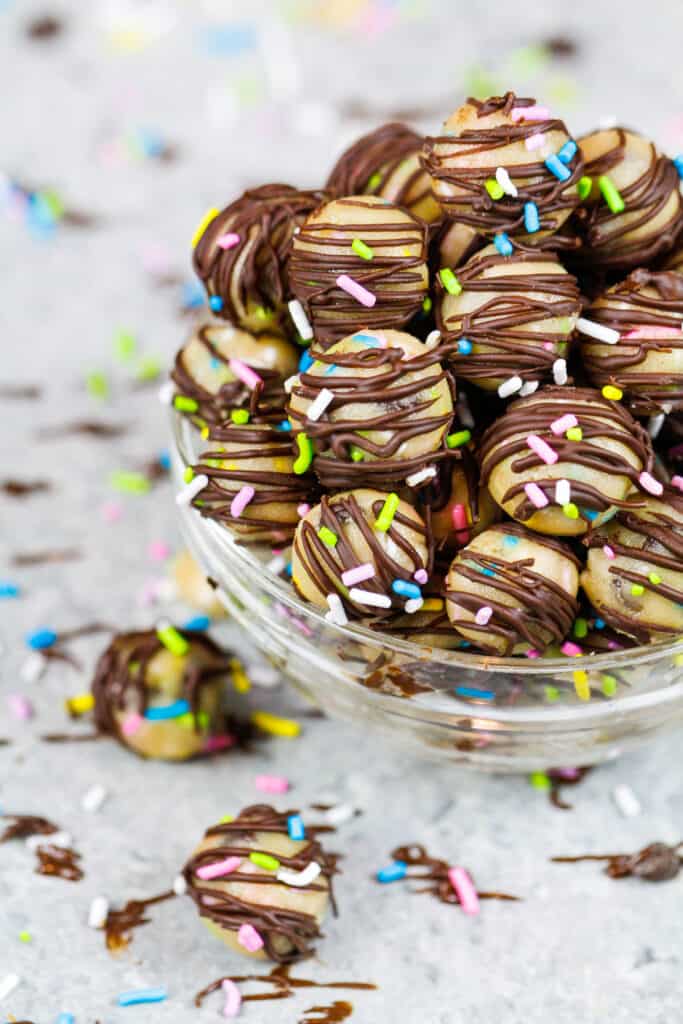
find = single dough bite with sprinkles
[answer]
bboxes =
[292,489,431,620]
[437,243,581,393]
[581,490,683,644]
[289,196,429,349]
[182,804,337,964]
[576,127,683,273]
[579,269,683,417]
[287,329,454,491]
[171,322,298,427]
[326,121,441,224]
[92,626,234,761]
[479,386,654,536]
[421,92,584,241]
[421,457,501,554]
[445,523,580,656]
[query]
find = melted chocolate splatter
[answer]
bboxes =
[35,844,83,882]
[41,731,100,744]
[104,890,175,952]
[548,767,592,810]
[26,14,64,39]
[300,1002,353,1023]
[0,814,58,843]
[552,842,682,881]
[543,35,578,57]
[11,547,82,567]
[1,479,51,498]
[195,964,376,1009]
[35,420,129,440]
[388,843,520,906]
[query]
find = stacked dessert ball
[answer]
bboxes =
[170,91,683,686]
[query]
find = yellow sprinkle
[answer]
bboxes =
[219,814,234,823]
[573,669,590,701]
[191,207,219,249]
[602,384,623,401]
[648,572,662,585]
[566,426,583,442]
[630,583,645,597]
[230,658,252,693]
[422,598,444,612]
[66,693,95,716]
[201,426,209,440]
[251,711,301,738]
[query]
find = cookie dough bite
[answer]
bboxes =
[479,387,654,536]
[92,626,233,761]
[289,196,429,349]
[576,127,683,272]
[287,330,454,491]
[171,549,227,619]
[437,244,581,393]
[192,184,327,335]
[292,489,431,620]
[182,804,336,963]
[191,421,316,544]
[421,92,583,240]
[382,589,463,650]
[423,457,501,553]
[172,322,298,427]
[581,489,683,644]
[579,269,683,417]
[326,122,441,224]
[445,523,580,655]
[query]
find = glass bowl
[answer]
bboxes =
[170,411,683,771]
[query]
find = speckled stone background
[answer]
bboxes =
[2,1,683,1021]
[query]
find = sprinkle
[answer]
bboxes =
[26,627,57,650]
[447,429,472,449]
[294,433,314,474]
[566,426,583,442]
[173,874,187,896]
[525,132,546,151]
[352,237,374,260]
[573,670,590,700]
[277,861,322,888]
[552,358,568,385]
[287,814,306,841]
[598,175,625,213]
[342,564,375,587]
[475,605,493,626]
[554,479,571,506]
[577,175,593,199]
[229,358,262,391]
[674,155,683,180]
[524,482,549,509]
[144,699,191,721]
[377,860,407,883]
[495,166,518,197]
[0,974,20,1001]
[176,474,208,506]
[110,471,150,495]
[524,201,540,233]
[527,434,558,465]
[221,978,242,1018]
[545,154,571,182]
[498,375,523,398]
[174,395,198,414]
[324,802,355,826]
[519,380,539,397]
[425,329,441,348]
[422,297,432,313]
[297,503,311,519]
[255,775,289,794]
[349,588,392,609]
[405,598,424,614]
[374,492,400,532]
[250,851,280,871]
[86,371,109,400]
[184,467,195,484]
[307,388,334,422]
[0,580,20,598]
[448,866,479,915]
[630,583,645,597]
[191,206,219,248]
[577,318,620,344]
[336,274,376,307]
[451,503,470,540]
[648,572,662,586]
[454,685,494,700]
[8,694,33,720]
[118,988,167,1007]
[671,475,683,492]
[414,569,429,586]
[562,641,583,657]
[238,923,264,952]
[557,139,578,164]
[209,295,224,313]
[317,525,338,547]
[121,713,143,737]
[530,771,552,791]
[228,485,255,519]
[88,896,109,929]
[325,593,348,626]
[217,232,240,250]
[493,232,513,256]
[439,267,463,294]
[266,554,286,576]
[563,502,579,519]
[484,178,505,200]
[156,620,189,656]
[511,104,550,121]
[603,545,616,559]
[251,711,301,738]
[82,784,108,813]
[288,299,313,341]
[612,783,641,818]
[405,466,437,486]
[639,471,663,496]
[392,580,421,600]
[204,734,235,753]
[197,856,242,880]
[457,338,473,355]
[601,674,617,697]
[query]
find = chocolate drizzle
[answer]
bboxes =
[35,844,83,882]
[195,963,376,1008]
[388,843,519,904]
[0,814,59,843]
[104,889,175,951]
[552,841,682,881]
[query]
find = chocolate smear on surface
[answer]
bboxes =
[299,1002,354,1023]
[0,384,42,400]
[0,814,59,843]
[1,479,51,497]
[389,843,519,905]
[11,547,82,567]
[26,14,64,39]
[41,731,101,744]
[547,767,592,810]
[104,890,175,952]
[552,841,682,881]
[35,844,83,882]
[35,420,129,440]
[195,964,376,1008]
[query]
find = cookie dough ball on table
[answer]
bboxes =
[292,489,431,620]
[92,626,233,761]
[326,122,441,224]
[192,185,327,335]
[445,523,580,655]
[172,322,298,427]
[182,804,337,963]
[579,269,683,417]
[581,490,683,644]
[577,128,683,272]
[479,387,654,536]
[287,329,454,491]
[421,92,583,240]
[437,244,580,392]
[191,422,316,544]
[289,196,429,349]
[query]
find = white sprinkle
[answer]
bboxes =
[248,664,281,688]
[26,831,72,852]
[553,358,568,385]
[266,554,287,576]
[405,597,424,615]
[405,466,437,487]
[519,379,539,397]
[173,874,188,896]
[577,318,620,344]
[0,974,20,1001]
[498,375,523,398]
[647,413,666,439]
[88,896,109,929]
[475,605,493,626]
[495,166,518,197]
[175,474,208,506]
[82,784,108,813]
[276,861,322,888]
[612,783,641,818]
[20,651,47,684]
[284,375,300,394]
[555,479,571,506]
[158,379,175,405]
[349,588,392,609]
[425,329,441,349]
[306,388,334,422]
[324,802,354,826]
[324,593,348,626]
[288,298,313,341]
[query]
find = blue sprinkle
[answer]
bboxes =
[201,23,258,57]
[209,295,224,312]
[480,567,496,578]
[458,640,472,649]
[391,579,422,600]
[594,618,606,630]
[557,139,578,164]
[210,356,221,371]
[56,1015,75,1024]
[117,988,167,1007]
[277,420,291,431]
[494,232,513,257]
[299,349,314,373]
[183,615,210,632]
[158,450,171,471]
[353,333,380,347]
[523,201,540,233]
[581,509,598,522]
[324,363,338,375]
[0,582,20,598]
[26,628,57,650]
[455,685,495,700]
[182,279,205,309]
[675,155,683,180]
[377,860,407,883]
[457,338,473,355]
[287,813,306,841]
[503,534,520,547]
[144,699,190,721]
[545,154,571,182]
[286,562,293,577]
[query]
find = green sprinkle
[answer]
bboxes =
[177,710,210,730]
[630,583,645,597]
[19,930,32,943]
[352,238,374,260]
[577,176,593,200]
[220,814,234,823]
[484,178,505,200]
[367,172,382,191]
[601,674,618,697]
[293,433,314,475]
[422,296,432,314]
[183,466,195,484]
[156,623,190,657]
[447,429,472,448]
[573,617,588,639]
[318,526,338,547]
[41,189,65,220]
[109,471,150,495]
[598,175,625,214]
[544,685,560,702]
[350,446,365,462]
[113,329,137,361]
[250,851,280,871]
[86,371,109,400]
[231,409,250,424]
[566,426,583,442]
[375,493,400,532]
[255,305,269,320]
[135,356,161,381]
[648,572,662,585]
[439,268,463,295]
[563,502,579,520]
[529,771,551,791]
[174,395,199,413]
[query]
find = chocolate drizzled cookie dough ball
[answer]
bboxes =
[421,92,583,240]
[437,244,581,392]
[192,185,327,334]
[423,456,500,552]
[479,387,654,536]
[92,626,233,761]
[172,322,298,427]
[579,269,683,417]
[576,128,683,272]
[292,489,431,620]
[445,523,580,655]
[326,122,441,224]
[191,422,316,544]
[581,490,683,644]
[182,804,336,963]
[289,196,429,348]
[287,329,454,491]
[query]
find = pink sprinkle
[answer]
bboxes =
[603,544,616,559]
[475,606,493,626]
[526,649,540,659]
[447,866,480,915]
[230,485,255,518]
[550,414,578,436]
[121,713,144,736]
[451,503,470,546]
[525,132,546,151]
[221,979,242,1018]
[101,501,123,523]
[608,640,623,650]
[542,341,554,351]
[255,774,289,794]
[553,766,581,781]
[639,471,663,496]
[204,734,236,753]
[672,475,683,492]
[8,694,33,720]
[197,856,242,880]
[414,569,429,585]
[297,503,310,517]
[216,232,240,250]
[524,482,549,509]
[527,434,559,465]
[511,104,551,122]
[335,274,376,308]
[561,641,583,657]
[622,325,680,340]
[148,540,171,562]
[341,563,375,587]
[229,358,263,391]
[238,923,264,952]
